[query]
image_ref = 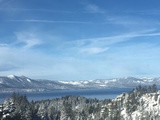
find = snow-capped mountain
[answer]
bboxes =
[0,75,160,93]
[0,75,77,92]
[59,77,160,88]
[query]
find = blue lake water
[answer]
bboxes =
[0,88,132,103]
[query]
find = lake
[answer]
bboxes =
[0,88,132,103]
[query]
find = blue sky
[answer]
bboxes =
[1,0,160,80]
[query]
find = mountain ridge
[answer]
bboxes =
[0,75,160,93]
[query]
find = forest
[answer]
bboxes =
[0,84,159,120]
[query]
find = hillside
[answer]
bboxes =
[0,85,159,120]
[1,75,160,93]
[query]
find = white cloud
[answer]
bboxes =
[0,45,20,72]
[15,32,42,48]
[85,4,104,13]
[2,8,75,13]
[9,19,91,24]
[0,63,18,71]
[74,29,160,48]
[80,47,109,54]
[69,29,160,56]
[105,14,160,28]
[0,34,160,80]
[1,29,160,80]
[0,44,8,47]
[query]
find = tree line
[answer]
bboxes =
[0,84,158,120]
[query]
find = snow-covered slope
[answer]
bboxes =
[0,75,77,92]
[130,92,160,119]
[112,88,160,120]
[1,85,160,120]
[0,75,160,93]
[59,77,160,88]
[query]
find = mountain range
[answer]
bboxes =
[0,75,160,93]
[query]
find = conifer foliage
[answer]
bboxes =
[0,84,159,120]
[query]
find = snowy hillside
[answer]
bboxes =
[59,77,160,88]
[1,85,160,120]
[0,75,77,92]
[0,75,160,93]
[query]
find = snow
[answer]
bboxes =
[27,79,31,83]
[137,81,141,83]
[57,77,160,89]
[91,113,95,119]
[111,91,160,120]
[75,105,80,109]
[89,80,94,82]
[104,81,109,84]
[69,81,81,85]
[114,93,124,101]
[59,81,81,85]
[121,108,128,118]
[3,113,10,118]
[83,81,89,84]
[95,80,101,84]
[7,75,15,79]
[131,111,141,120]
[121,92,160,120]
[111,79,117,82]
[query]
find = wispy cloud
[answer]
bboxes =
[0,63,18,71]
[74,29,160,47]
[15,32,42,49]
[0,8,75,13]
[85,4,105,13]
[105,13,160,28]
[106,16,138,26]
[0,45,20,72]
[129,10,160,16]
[80,47,109,54]
[8,19,92,24]
[0,44,8,47]
[0,0,14,7]
[0,29,160,79]
[70,29,160,55]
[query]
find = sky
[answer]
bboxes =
[1,0,160,80]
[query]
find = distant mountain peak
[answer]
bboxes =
[20,75,29,79]
[7,75,16,79]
